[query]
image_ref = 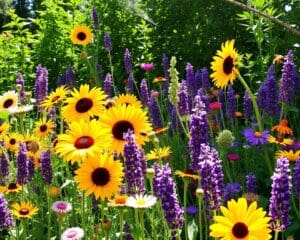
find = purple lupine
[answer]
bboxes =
[27,158,35,182]
[92,6,99,29]
[279,51,295,104]
[186,63,196,96]
[218,89,226,116]
[149,93,162,129]
[123,130,146,194]
[65,65,75,87]
[126,74,134,94]
[243,91,252,120]
[226,85,236,119]
[0,194,14,229]
[293,160,300,198]
[17,142,28,185]
[162,54,170,80]
[201,67,210,92]
[140,79,150,107]
[170,105,182,134]
[269,157,291,231]
[189,95,210,170]
[257,81,267,112]
[194,69,202,92]
[34,64,48,106]
[16,72,26,104]
[178,81,189,116]
[124,48,133,74]
[197,88,210,112]
[153,162,184,237]
[245,172,257,193]
[104,73,112,98]
[198,144,224,211]
[40,150,52,185]
[0,154,9,182]
[104,32,112,52]
[223,182,240,203]
[264,65,279,117]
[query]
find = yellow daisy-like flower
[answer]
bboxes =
[11,202,39,219]
[153,76,167,83]
[0,122,10,138]
[75,153,124,200]
[0,91,18,110]
[40,86,69,112]
[4,132,22,152]
[210,197,272,240]
[114,93,142,108]
[62,84,107,122]
[100,104,152,154]
[146,146,171,161]
[267,135,293,146]
[55,119,112,164]
[276,150,300,162]
[210,39,240,89]
[175,169,200,181]
[34,118,55,138]
[70,25,93,46]
[0,183,22,194]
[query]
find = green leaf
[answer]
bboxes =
[188,219,198,240]
[0,110,9,122]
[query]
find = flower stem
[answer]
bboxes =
[183,180,188,240]
[119,208,124,240]
[274,230,279,240]
[175,107,190,139]
[198,198,203,240]
[47,187,51,240]
[139,209,145,240]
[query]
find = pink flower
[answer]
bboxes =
[52,201,72,215]
[209,102,221,111]
[140,63,154,71]
[227,153,240,161]
[61,227,84,240]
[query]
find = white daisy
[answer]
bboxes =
[126,194,157,209]
[61,227,84,240]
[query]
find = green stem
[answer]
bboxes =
[119,208,124,240]
[22,220,27,240]
[47,187,51,240]
[139,210,145,240]
[198,198,203,240]
[134,209,140,239]
[81,192,86,232]
[107,52,117,95]
[175,107,190,139]
[183,181,188,240]
[274,230,279,240]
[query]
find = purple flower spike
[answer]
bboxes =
[223,182,240,203]
[104,32,112,52]
[17,142,28,185]
[140,79,150,107]
[245,172,257,193]
[104,73,112,98]
[178,81,189,116]
[34,64,48,106]
[201,67,210,92]
[226,85,236,119]
[40,150,52,185]
[243,91,252,120]
[124,48,133,74]
[92,6,99,29]
[0,194,14,228]
[149,93,162,129]
[293,160,300,199]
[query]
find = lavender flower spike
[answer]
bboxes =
[149,93,162,129]
[0,194,14,228]
[245,172,257,193]
[243,91,252,120]
[34,64,48,106]
[92,6,99,29]
[17,142,28,185]
[178,81,189,116]
[104,73,112,98]
[293,160,300,199]
[104,32,112,52]
[40,150,52,185]
[124,48,133,74]
[226,85,236,119]
[140,79,150,107]
[16,72,26,104]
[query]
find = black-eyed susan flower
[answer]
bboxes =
[114,93,142,108]
[100,104,152,154]
[34,118,55,138]
[0,91,18,110]
[210,40,240,89]
[11,202,39,219]
[0,183,22,194]
[0,121,10,138]
[175,169,200,181]
[276,150,300,162]
[75,153,124,200]
[210,198,271,239]
[146,146,171,161]
[62,84,106,122]
[4,132,22,152]
[267,135,293,146]
[55,119,112,164]
[70,25,92,46]
[40,86,69,112]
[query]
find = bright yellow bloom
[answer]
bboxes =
[11,202,39,219]
[175,169,200,180]
[40,86,69,111]
[267,135,293,146]
[276,150,300,162]
[4,132,22,152]
[0,183,22,194]
[34,118,55,138]
[0,91,18,110]
[114,93,142,108]
[146,146,171,161]
[70,25,92,46]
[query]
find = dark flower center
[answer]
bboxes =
[112,120,134,140]
[223,56,234,75]
[51,95,60,103]
[8,183,17,190]
[9,138,16,145]
[184,169,195,175]
[77,32,87,41]
[276,137,284,143]
[19,208,30,215]
[232,222,249,238]
[3,99,13,108]
[74,136,94,149]
[91,167,110,186]
[75,98,93,113]
[40,124,48,132]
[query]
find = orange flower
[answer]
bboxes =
[271,119,293,136]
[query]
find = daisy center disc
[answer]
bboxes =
[74,136,94,149]
[232,222,249,238]
[223,56,234,75]
[9,138,16,145]
[66,230,77,238]
[8,183,18,190]
[77,32,87,41]
[136,199,146,206]
[91,167,110,186]
[19,208,30,215]
[112,120,134,140]
[75,98,93,113]
[254,132,262,138]
[3,99,13,108]
[40,124,48,132]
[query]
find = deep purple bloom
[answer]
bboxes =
[279,51,295,104]
[227,153,240,161]
[264,65,279,117]
[40,150,52,185]
[17,142,28,185]
[162,54,170,80]
[140,79,150,107]
[92,6,99,29]
[293,160,300,198]
[186,206,198,215]
[269,157,291,231]
[294,66,300,95]
[27,158,35,182]
[226,85,236,119]
[257,81,267,112]
[104,73,112,98]
[245,172,257,193]
[123,130,146,194]
[16,72,26,104]
[153,163,184,236]
[0,154,9,182]
[104,32,112,52]
[223,182,240,203]
[126,74,134,94]
[124,48,133,74]
[218,89,226,116]
[34,64,48,106]
[65,65,75,87]
[0,194,14,228]
[242,128,269,145]
[243,91,252,120]
[195,69,202,92]
[178,81,189,116]
[149,93,162,129]
[197,88,210,112]
[185,63,196,96]
[201,67,210,92]
[140,63,154,71]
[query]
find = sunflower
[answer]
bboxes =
[34,118,55,138]
[75,153,124,200]
[114,94,142,108]
[11,202,39,219]
[4,132,22,152]
[70,25,92,46]
[100,104,152,154]
[210,40,240,89]
[62,84,107,122]
[271,119,293,136]
[175,169,200,181]
[0,91,18,110]
[267,135,293,146]
[0,183,22,194]
[210,197,272,240]
[276,150,300,162]
[55,119,112,164]
[40,86,69,112]
[0,121,10,138]
[146,146,171,161]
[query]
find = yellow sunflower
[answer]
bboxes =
[70,25,93,46]
[0,183,22,194]
[114,93,142,108]
[11,202,39,219]
[62,84,107,122]
[210,197,272,240]
[99,104,152,154]
[210,40,240,89]
[4,132,22,152]
[267,135,293,146]
[0,91,18,110]
[276,150,300,162]
[34,118,55,138]
[0,121,10,138]
[75,153,124,200]
[28,151,42,169]
[146,146,171,161]
[175,169,200,181]
[40,86,69,112]
[55,119,112,164]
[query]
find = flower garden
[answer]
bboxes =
[0,0,300,239]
